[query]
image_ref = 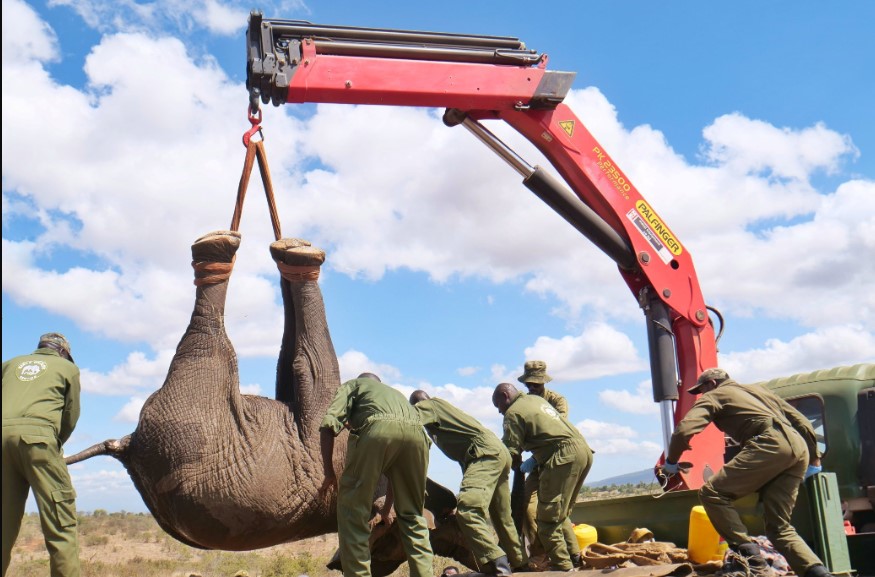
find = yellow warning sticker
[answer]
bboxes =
[631,200,683,257]
[559,120,575,137]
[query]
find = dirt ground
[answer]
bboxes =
[6,513,343,577]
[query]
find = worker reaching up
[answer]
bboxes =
[410,390,526,576]
[493,382,592,572]
[664,368,832,577]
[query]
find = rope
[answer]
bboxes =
[229,140,282,241]
[192,259,235,286]
[276,261,321,282]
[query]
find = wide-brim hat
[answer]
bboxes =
[39,332,74,362]
[688,367,728,395]
[518,360,552,385]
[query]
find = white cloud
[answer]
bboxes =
[599,380,659,415]
[190,0,249,35]
[67,465,146,512]
[80,350,174,395]
[719,325,875,383]
[457,366,479,377]
[523,323,647,381]
[2,0,59,64]
[575,418,660,456]
[336,349,402,384]
[45,0,275,36]
[590,438,661,456]
[239,382,263,396]
[7,0,870,514]
[3,2,873,418]
[701,114,858,181]
[114,396,146,423]
[407,383,502,432]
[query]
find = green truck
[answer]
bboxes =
[570,363,875,575]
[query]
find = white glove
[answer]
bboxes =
[662,461,680,475]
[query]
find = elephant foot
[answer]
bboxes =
[191,231,242,285]
[270,238,325,282]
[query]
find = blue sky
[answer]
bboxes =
[3,0,874,514]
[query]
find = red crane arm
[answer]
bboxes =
[246,14,723,488]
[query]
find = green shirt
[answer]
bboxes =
[667,379,820,463]
[537,388,568,418]
[320,377,421,435]
[2,348,81,445]
[501,392,584,464]
[414,397,506,465]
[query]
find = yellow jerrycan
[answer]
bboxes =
[688,506,728,563]
[573,523,598,551]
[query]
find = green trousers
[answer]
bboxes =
[2,422,80,577]
[522,468,545,559]
[699,427,823,576]
[457,450,525,568]
[536,439,592,571]
[338,419,433,577]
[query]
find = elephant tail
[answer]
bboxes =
[65,434,131,465]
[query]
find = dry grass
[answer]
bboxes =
[7,511,457,577]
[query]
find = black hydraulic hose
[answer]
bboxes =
[522,167,637,271]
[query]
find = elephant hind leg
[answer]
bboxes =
[270,238,339,438]
[269,238,325,273]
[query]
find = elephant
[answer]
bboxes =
[66,231,476,574]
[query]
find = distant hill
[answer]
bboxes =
[587,468,655,487]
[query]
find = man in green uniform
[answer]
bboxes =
[516,361,569,568]
[319,373,433,577]
[409,390,525,576]
[3,333,81,577]
[492,383,592,572]
[664,368,833,577]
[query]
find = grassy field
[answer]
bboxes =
[8,486,655,576]
[6,511,357,577]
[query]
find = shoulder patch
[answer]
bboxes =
[16,360,48,382]
[540,404,560,420]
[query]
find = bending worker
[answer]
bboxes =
[492,382,592,572]
[410,390,526,576]
[517,360,568,567]
[319,373,434,577]
[663,368,833,577]
[3,333,81,577]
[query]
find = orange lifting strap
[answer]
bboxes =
[230,111,282,241]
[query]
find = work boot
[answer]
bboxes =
[511,561,536,573]
[477,556,513,577]
[804,565,835,577]
[570,553,584,568]
[737,542,773,577]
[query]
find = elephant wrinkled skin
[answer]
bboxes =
[66,231,476,573]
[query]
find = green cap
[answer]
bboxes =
[39,332,74,362]
[688,367,729,394]
[518,360,552,385]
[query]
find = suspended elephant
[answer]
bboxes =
[67,231,475,573]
